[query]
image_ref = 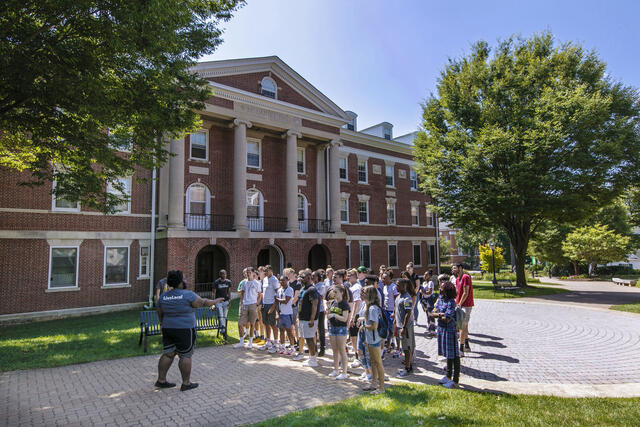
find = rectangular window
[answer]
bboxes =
[360,244,371,269]
[413,243,422,266]
[49,247,78,288]
[104,246,129,286]
[345,243,351,268]
[297,147,305,174]
[384,129,392,140]
[411,205,419,226]
[107,177,131,214]
[410,170,418,190]
[426,209,434,226]
[139,246,150,278]
[190,131,207,160]
[386,202,396,225]
[340,198,349,223]
[52,181,80,212]
[385,165,394,187]
[429,244,437,265]
[358,200,369,224]
[339,157,348,181]
[388,244,398,268]
[247,139,261,168]
[357,159,367,183]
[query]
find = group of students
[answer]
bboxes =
[229,262,474,392]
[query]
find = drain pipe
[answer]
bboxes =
[144,163,158,309]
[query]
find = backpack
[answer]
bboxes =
[455,306,465,330]
[376,307,389,339]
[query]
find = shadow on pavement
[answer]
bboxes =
[523,289,640,306]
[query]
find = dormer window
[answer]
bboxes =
[383,128,392,140]
[260,77,277,99]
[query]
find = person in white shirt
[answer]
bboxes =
[274,275,295,355]
[234,267,263,349]
[259,265,281,352]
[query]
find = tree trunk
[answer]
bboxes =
[505,223,531,288]
[572,261,578,276]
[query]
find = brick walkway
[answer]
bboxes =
[2,294,640,426]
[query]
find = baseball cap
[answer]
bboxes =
[356,266,368,273]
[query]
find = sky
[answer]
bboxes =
[201,0,640,137]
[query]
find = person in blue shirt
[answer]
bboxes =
[155,270,222,392]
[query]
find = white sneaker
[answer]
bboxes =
[328,370,339,377]
[304,357,319,367]
[268,346,278,354]
[233,341,245,349]
[245,341,253,349]
[258,344,268,351]
[439,376,450,384]
[359,372,369,381]
[443,380,457,389]
[292,353,305,361]
[351,360,362,369]
[336,373,349,380]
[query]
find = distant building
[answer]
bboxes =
[439,221,479,267]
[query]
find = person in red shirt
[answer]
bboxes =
[452,263,474,355]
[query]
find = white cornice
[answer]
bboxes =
[340,129,414,156]
[340,146,415,167]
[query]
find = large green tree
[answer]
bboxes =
[1,0,243,212]
[562,224,630,275]
[415,32,640,286]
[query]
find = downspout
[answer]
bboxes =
[325,146,330,223]
[435,214,441,275]
[144,162,158,309]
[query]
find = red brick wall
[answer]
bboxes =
[302,119,340,135]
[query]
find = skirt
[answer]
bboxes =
[437,326,460,359]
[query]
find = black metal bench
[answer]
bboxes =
[493,279,524,296]
[139,307,222,353]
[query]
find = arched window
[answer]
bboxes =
[185,183,211,230]
[247,188,264,231]
[260,77,277,99]
[298,194,308,232]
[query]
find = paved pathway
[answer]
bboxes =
[529,277,640,309]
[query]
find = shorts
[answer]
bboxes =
[328,325,348,336]
[300,319,318,339]
[239,303,258,326]
[162,327,197,359]
[400,323,415,351]
[262,303,277,326]
[349,314,359,337]
[278,314,293,329]
[383,310,393,335]
[461,307,472,325]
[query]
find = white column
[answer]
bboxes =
[157,139,170,230]
[233,119,252,232]
[329,139,342,232]
[286,130,301,232]
[167,137,185,228]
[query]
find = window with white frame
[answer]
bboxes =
[339,157,348,181]
[383,128,392,140]
[360,243,371,268]
[386,200,396,225]
[357,159,368,183]
[297,147,305,174]
[385,165,394,187]
[49,247,78,288]
[104,246,129,286]
[413,243,422,266]
[429,244,437,265]
[410,170,418,190]
[246,188,262,218]
[340,198,349,223]
[346,243,351,268]
[52,181,80,212]
[297,194,307,221]
[411,203,419,226]
[139,246,150,278]
[247,139,261,168]
[358,200,369,224]
[107,177,131,214]
[388,243,398,268]
[260,76,277,99]
[426,208,434,226]
[189,130,208,160]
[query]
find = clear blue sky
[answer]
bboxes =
[202,0,640,137]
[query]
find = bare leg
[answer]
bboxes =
[286,327,295,346]
[306,337,316,356]
[178,356,192,385]
[369,346,384,391]
[157,353,175,382]
[330,335,339,370]
[337,335,348,374]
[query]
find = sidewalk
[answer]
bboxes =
[526,277,640,309]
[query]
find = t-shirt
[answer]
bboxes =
[262,275,279,304]
[315,280,327,312]
[328,300,350,327]
[382,283,400,312]
[325,284,353,304]
[242,280,261,305]
[157,289,198,329]
[298,284,319,321]
[277,286,294,315]
[156,278,167,294]
[455,273,474,307]
[289,279,302,307]
[349,282,362,303]
[364,304,382,345]
[237,279,246,292]
[395,292,414,328]
[213,278,231,301]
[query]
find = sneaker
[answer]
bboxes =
[233,341,245,349]
[459,349,465,358]
[351,360,362,369]
[154,380,176,388]
[318,349,325,357]
[268,346,278,354]
[286,347,295,356]
[381,348,387,360]
[336,373,349,380]
[465,340,471,352]
[258,343,268,351]
[293,353,305,361]
[359,372,369,381]
[443,380,458,389]
[328,370,339,377]
[304,357,319,367]
[180,382,199,392]
[367,373,372,381]
[245,341,253,349]
[279,346,287,355]
[439,376,450,384]
[396,369,409,377]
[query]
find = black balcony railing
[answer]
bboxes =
[194,282,214,298]
[247,216,288,232]
[299,219,332,233]
[185,214,234,231]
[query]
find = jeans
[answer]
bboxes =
[216,301,229,337]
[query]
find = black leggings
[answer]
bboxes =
[317,312,326,351]
[446,357,460,383]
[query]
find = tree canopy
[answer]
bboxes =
[1,0,244,212]
[415,32,640,286]
[478,244,505,274]
[562,224,630,275]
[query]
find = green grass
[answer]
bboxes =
[0,299,240,372]
[610,302,640,314]
[254,383,640,427]
[472,281,569,300]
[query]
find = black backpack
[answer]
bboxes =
[377,307,389,339]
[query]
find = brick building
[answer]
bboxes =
[439,221,479,267]
[0,56,439,318]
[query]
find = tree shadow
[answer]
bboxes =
[523,288,640,307]
[471,351,519,364]
[469,333,503,341]
[469,339,507,348]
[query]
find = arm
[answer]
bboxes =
[458,286,469,306]
[291,289,300,305]
[257,291,262,306]
[349,300,361,327]
[332,309,350,323]
[308,298,318,326]
[191,296,223,308]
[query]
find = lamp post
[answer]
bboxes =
[490,242,497,285]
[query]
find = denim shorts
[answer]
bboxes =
[278,314,293,329]
[328,325,347,336]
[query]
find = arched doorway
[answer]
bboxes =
[308,244,330,271]
[195,245,229,296]
[257,245,284,274]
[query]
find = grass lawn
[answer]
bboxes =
[254,383,640,427]
[473,281,569,300]
[610,302,640,314]
[0,299,240,372]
